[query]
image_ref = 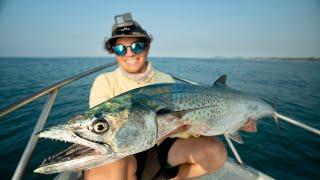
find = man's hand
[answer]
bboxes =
[240,118,257,132]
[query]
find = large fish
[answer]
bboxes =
[34,75,275,174]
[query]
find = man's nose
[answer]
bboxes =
[125,47,134,57]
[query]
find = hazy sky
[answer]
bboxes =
[0,0,319,58]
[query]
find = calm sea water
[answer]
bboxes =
[0,57,319,179]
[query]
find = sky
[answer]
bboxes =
[0,0,319,58]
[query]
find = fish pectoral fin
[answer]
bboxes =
[227,131,244,144]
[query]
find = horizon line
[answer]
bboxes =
[0,56,320,60]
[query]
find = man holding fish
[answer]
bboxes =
[85,13,255,180]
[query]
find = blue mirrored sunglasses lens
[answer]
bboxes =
[131,42,145,54]
[113,45,126,56]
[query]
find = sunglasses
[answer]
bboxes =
[112,41,146,56]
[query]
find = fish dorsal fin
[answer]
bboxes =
[227,131,244,144]
[213,74,227,86]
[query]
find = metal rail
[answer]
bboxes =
[224,134,243,164]
[2,61,116,180]
[166,72,199,85]
[12,90,58,180]
[275,113,320,136]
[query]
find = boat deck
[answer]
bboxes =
[200,158,273,180]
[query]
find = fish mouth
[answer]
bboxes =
[37,144,98,166]
[34,126,114,174]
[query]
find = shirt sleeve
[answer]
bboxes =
[167,75,175,83]
[89,74,113,108]
[155,70,175,83]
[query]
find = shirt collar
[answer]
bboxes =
[118,62,155,83]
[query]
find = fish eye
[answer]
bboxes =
[92,117,109,134]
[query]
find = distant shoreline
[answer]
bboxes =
[153,56,320,61]
[245,57,320,61]
[200,57,320,61]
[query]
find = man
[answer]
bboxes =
[85,13,254,180]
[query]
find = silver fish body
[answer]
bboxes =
[35,78,274,174]
[156,84,273,139]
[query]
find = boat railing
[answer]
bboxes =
[1,62,319,180]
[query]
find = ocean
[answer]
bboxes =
[0,57,319,179]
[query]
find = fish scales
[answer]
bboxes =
[152,85,234,138]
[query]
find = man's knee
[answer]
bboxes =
[167,137,227,171]
[203,137,227,170]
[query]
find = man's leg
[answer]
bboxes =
[167,136,227,179]
[84,155,137,180]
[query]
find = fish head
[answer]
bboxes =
[35,101,158,174]
[34,113,115,174]
[74,105,158,154]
